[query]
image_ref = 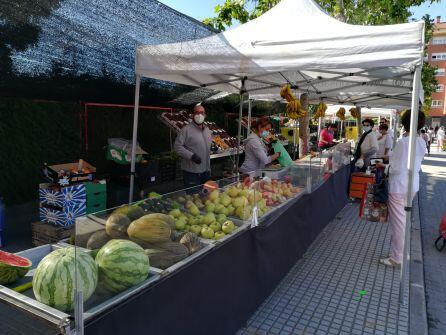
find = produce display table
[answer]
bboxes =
[0,165,350,335]
[84,164,350,335]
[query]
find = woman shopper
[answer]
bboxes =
[437,126,445,152]
[318,123,337,151]
[379,110,426,267]
[239,117,280,173]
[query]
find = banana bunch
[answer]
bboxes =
[280,84,296,102]
[280,84,307,119]
[349,107,359,118]
[286,100,307,119]
[336,107,346,121]
[313,102,327,119]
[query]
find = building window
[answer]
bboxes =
[433,37,446,45]
[432,53,446,61]
[432,100,443,108]
[437,84,445,92]
[435,68,445,76]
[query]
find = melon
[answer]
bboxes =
[127,216,171,243]
[0,251,32,285]
[112,205,144,221]
[32,248,97,312]
[95,239,149,293]
[105,214,131,239]
[179,232,202,254]
[87,230,112,249]
[144,242,188,269]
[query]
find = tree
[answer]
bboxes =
[204,0,439,147]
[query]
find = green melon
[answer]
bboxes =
[32,248,98,312]
[105,214,131,239]
[95,239,150,293]
[112,205,144,221]
[0,251,32,285]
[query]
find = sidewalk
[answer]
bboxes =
[418,149,446,335]
[238,202,409,335]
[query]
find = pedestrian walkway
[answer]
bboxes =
[419,150,446,335]
[238,202,409,335]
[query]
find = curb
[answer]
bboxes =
[409,195,428,335]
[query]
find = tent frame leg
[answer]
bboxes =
[129,74,141,203]
[399,65,422,305]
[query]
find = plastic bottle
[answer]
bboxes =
[0,197,4,248]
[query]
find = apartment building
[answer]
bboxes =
[427,16,446,127]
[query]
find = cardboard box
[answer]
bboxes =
[43,160,96,186]
[39,183,86,208]
[39,203,86,227]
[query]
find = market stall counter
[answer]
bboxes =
[0,154,350,335]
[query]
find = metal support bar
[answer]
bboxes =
[236,79,246,171]
[247,99,252,136]
[400,65,422,305]
[129,74,141,203]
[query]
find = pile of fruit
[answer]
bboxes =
[86,204,204,270]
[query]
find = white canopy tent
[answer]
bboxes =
[131,0,425,303]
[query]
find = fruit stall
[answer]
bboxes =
[0,146,351,335]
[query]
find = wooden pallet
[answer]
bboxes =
[31,221,74,246]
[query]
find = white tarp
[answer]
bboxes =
[325,105,397,118]
[136,0,424,108]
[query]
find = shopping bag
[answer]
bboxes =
[272,141,293,167]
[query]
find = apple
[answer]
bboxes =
[209,189,219,201]
[184,224,191,232]
[190,225,202,235]
[216,214,227,224]
[202,213,216,225]
[209,222,222,232]
[227,186,239,198]
[220,195,232,207]
[227,205,235,216]
[201,226,215,239]
[214,231,226,240]
[176,196,186,203]
[222,220,236,234]
[205,203,215,213]
[169,209,181,218]
[205,199,213,206]
[175,218,186,230]
[215,204,225,214]
[185,200,194,209]
[189,204,200,216]
[195,200,205,209]
[232,196,248,208]
[239,189,248,197]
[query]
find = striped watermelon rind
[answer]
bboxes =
[95,239,150,293]
[32,248,98,312]
[0,251,32,285]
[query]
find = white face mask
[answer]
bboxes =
[363,126,371,132]
[194,114,205,124]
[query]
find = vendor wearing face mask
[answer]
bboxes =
[353,118,379,170]
[239,117,281,173]
[174,104,212,188]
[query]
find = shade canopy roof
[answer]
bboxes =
[136,0,424,108]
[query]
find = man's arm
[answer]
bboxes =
[174,128,194,160]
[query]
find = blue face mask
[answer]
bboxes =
[260,130,269,138]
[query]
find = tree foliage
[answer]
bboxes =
[204,0,439,111]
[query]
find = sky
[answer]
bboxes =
[159,0,446,22]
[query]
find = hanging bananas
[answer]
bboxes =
[313,101,327,120]
[349,107,359,119]
[336,107,346,121]
[280,84,307,119]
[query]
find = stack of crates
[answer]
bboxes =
[86,181,107,214]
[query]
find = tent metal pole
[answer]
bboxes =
[129,74,141,203]
[393,112,399,149]
[247,99,252,136]
[400,65,422,305]
[317,117,322,148]
[236,88,245,171]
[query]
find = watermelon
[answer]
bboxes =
[33,248,98,312]
[0,251,32,285]
[95,239,149,293]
